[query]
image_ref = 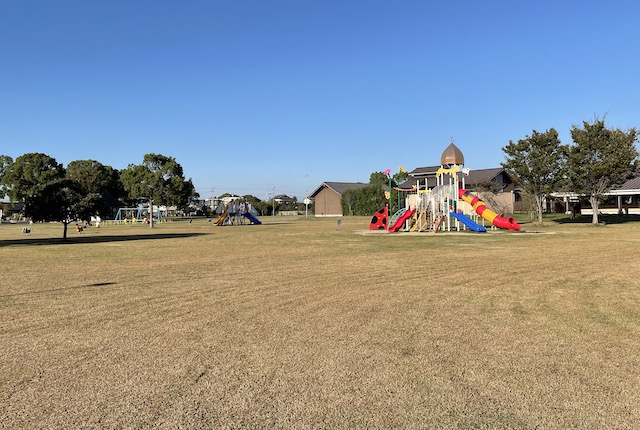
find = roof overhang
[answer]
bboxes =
[607,188,640,196]
[552,190,640,198]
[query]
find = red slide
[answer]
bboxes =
[458,189,521,231]
[388,208,416,232]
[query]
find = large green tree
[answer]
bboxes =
[120,154,197,228]
[502,128,568,223]
[0,153,83,238]
[1,153,64,200]
[66,159,124,219]
[369,171,389,188]
[28,179,86,238]
[567,118,639,224]
[341,182,386,216]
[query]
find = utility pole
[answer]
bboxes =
[272,186,276,222]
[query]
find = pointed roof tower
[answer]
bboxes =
[440,143,464,166]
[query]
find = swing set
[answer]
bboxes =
[113,207,165,224]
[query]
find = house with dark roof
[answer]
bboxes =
[274,194,294,204]
[308,182,371,216]
[397,166,440,191]
[0,201,25,221]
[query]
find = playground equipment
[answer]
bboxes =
[113,207,165,224]
[388,207,416,232]
[214,209,228,226]
[369,205,389,230]
[459,189,520,231]
[369,143,521,233]
[449,211,487,232]
[242,212,262,225]
[215,199,262,226]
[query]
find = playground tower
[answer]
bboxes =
[430,143,469,232]
[371,142,520,232]
[440,142,464,166]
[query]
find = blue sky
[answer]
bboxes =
[2,1,639,200]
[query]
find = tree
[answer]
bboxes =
[27,179,86,238]
[120,154,197,228]
[66,160,124,219]
[279,196,298,212]
[369,169,407,213]
[241,194,269,213]
[0,153,84,239]
[391,168,409,187]
[502,128,568,224]
[567,118,639,224]
[369,171,388,188]
[370,169,408,188]
[342,189,356,215]
[1,153,64,201]
[242,194,262,206]
[0,155,13,184]
[341,184,386,216]
[66,160,121,196]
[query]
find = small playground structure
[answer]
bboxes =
[370,143,521,233]
[214,198,262,226]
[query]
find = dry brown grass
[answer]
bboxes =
[1,217,639,428]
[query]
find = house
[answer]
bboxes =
[273,194,299,215]
[397,165,441,191]
[0,201,25,221]
[274,194,294,204]
[308,182,371,216]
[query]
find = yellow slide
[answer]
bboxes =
[214,210,228,226]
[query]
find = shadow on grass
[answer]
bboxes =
[0,232,210,248]
[554,214,640,225]
[1,282,117,298]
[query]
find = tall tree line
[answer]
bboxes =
[0,152,197,238]
[502,117,638,224]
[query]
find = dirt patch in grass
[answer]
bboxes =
[1,218,639,428]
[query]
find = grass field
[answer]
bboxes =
[1,216,639,428]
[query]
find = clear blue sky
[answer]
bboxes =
[2,1,639,200]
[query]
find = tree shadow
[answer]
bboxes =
[554,214,640,225]
[0,282,117,298]
[0,232,210,248]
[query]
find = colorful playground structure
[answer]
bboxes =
[215,199,262,226]
[370,144,521,233]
